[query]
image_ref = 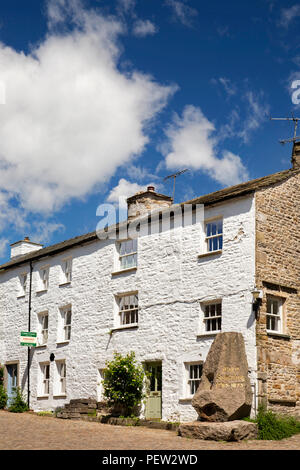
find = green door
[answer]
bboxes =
[145,362,162,420]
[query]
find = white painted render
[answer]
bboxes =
[0,194,256,422]
[10,240,43,259]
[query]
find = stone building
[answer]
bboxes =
[0,144,299,421]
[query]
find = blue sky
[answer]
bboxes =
[0,0,299,262]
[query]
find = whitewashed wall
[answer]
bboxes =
[0,194,256,422]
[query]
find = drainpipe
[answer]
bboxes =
[27,260,33,409]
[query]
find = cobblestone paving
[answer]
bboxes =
[0,411,299,450]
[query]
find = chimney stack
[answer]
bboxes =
[10,237,43,259]
[292,141,300,169]
[127,186,173,220]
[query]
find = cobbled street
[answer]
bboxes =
[0,410,299,451]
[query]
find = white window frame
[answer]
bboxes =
[185,362,203,398]
[116,292,139,327]
[266,296,283,334]
[18,272,28,297]
[58,305,72,343]
[205,218,223,253]
[38,266,49,292]
[54,361,66,396]
[116,239,138,271]
[201,301,222,334]
[38,362,50,397]
[61,257,72,284]
[37,311,49,346]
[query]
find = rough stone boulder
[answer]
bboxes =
[178,420,258,442]
[192,332,252,422]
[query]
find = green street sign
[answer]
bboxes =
[20,331,37,347]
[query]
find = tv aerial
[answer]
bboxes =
[270,114,300,144]
[163,169,189,201]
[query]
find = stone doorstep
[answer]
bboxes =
[178,420,258,442]
[69,399,97,405]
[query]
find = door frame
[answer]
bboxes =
[144,361,162,420]
[4,361,20,405]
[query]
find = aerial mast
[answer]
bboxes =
[163,169,189,201]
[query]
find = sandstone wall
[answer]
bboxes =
[255,171,300,416]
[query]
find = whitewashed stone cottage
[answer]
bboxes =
[0,144,299,422]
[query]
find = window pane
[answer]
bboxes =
[66,310,72,325]
[272,301,278,316]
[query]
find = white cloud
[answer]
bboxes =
[279,4,300,28]
[0,0,176,217]
[238,91,270,143]
[217,77,236,96]
[160,105,249,186]
[117,0,136,14]
[107,178,146,209]
[0,238,9,257]
[165,0,198,27]
[30,221,65,244]
[132,19,158,37]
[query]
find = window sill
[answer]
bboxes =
[37,395,49,399]
[35,344,47,349]
[56,340,70,346]
[111,324,139,332]
[53,394,67,398]
[178,398,193,403]
[17,294,26,299]
[198,250,222,259]
[59,281,71,287]
[197,331,220,338]
[266,331,290,340]
[111,267,137,276]
[36,289,48,294]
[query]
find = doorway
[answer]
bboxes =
[145,362,162,420]
[6,363,18,407]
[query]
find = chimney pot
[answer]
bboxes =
[147,186,155,192]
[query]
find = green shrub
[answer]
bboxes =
[0,365,4,386]
[0,385,7,409]
[255,405,300,440]
[102,352,146,417]
[8,387,29,413]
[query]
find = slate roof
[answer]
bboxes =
[0,167,299,272]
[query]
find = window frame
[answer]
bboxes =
[200,301,222,334]
[116,238,138,272]
[54,360,66,397]
[37,311,49,346]
[187,362,203,397]
[18,272,28,297]
[38,362,50,397]
[58,305,72,343]
[38,266,49,292]
[61,257,72,285]
[205,218,223,253]
[115,292,139,328]
[266,295,284,334]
